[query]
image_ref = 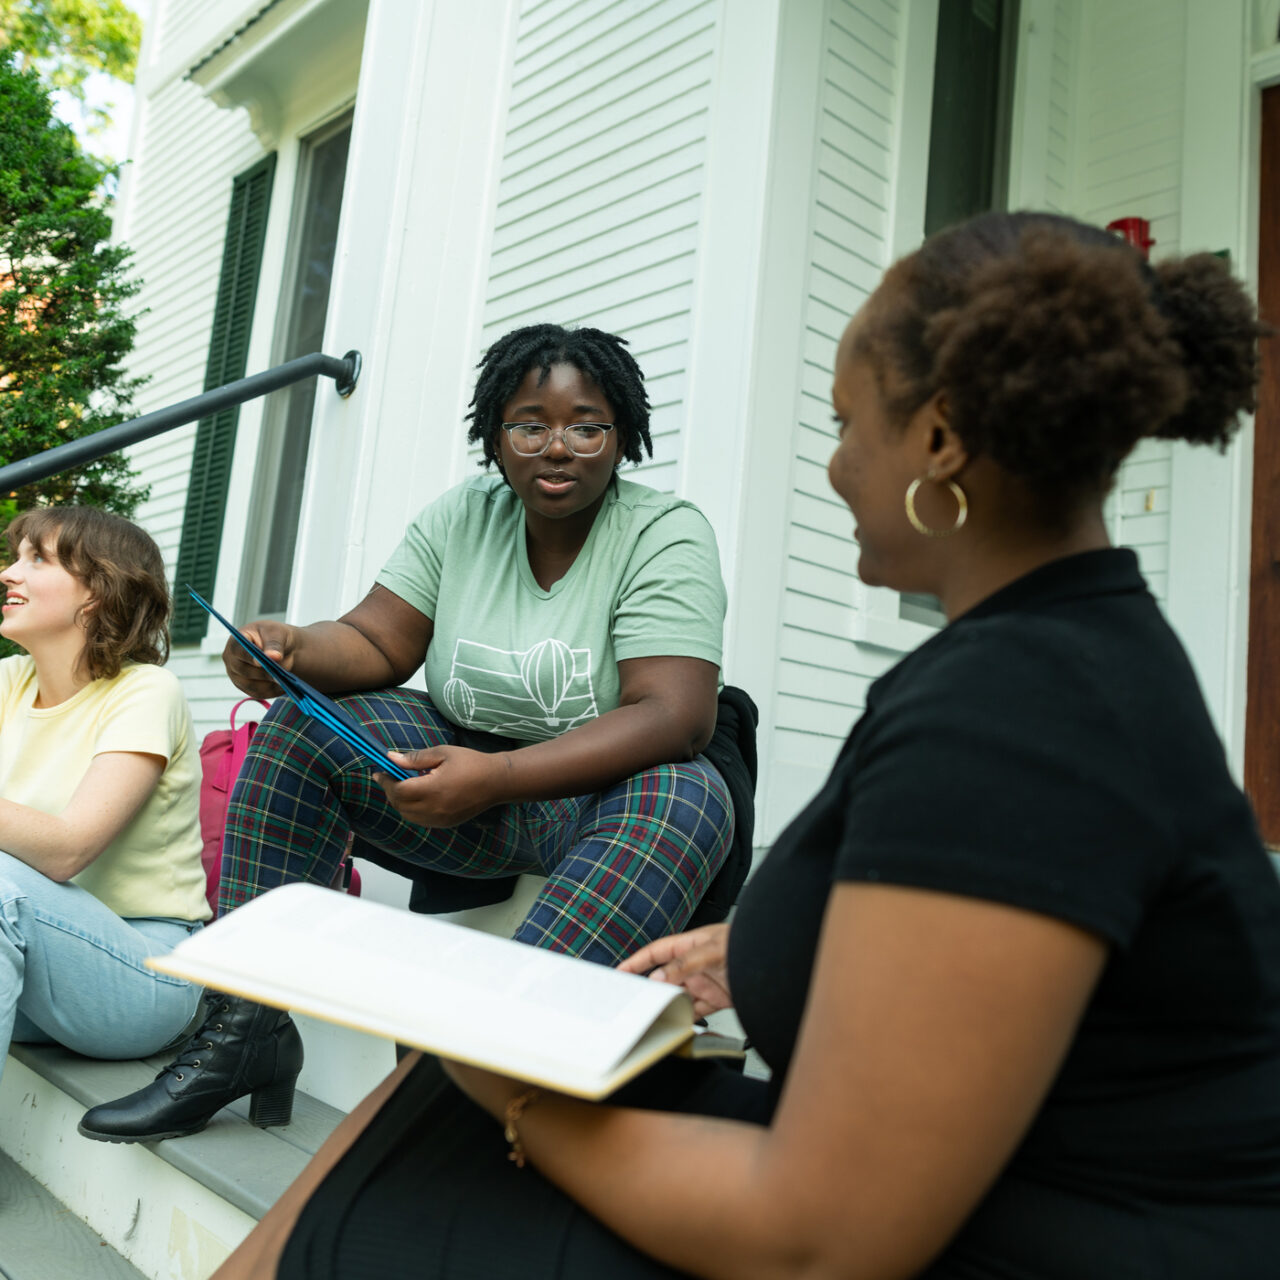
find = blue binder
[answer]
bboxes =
[186,587,414,781]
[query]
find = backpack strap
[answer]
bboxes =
[230,696,270,730]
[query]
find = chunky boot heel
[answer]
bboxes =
[248,1074,299,1128]
[78,993,305,1144]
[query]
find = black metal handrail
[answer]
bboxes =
[0,348,362,492]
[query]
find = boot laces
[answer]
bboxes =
[156,1000,231,1082]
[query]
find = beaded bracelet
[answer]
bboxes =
[504,1087,543,1168]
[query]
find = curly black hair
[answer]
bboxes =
[858,211,1265,521]
[465,323,653,468]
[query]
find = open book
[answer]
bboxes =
[147,883,732,1099]
[186,587,413,780]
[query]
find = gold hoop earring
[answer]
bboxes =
[904,475,968,537]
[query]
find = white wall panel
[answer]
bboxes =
[1080,0,1185,255]
[115,67,266,732]
[1044,0,1077,211]
[477,0,720,493]
[153,0,212,57]
[1079,0,1187,602]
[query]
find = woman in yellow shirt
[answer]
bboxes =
[0,507,214,1079]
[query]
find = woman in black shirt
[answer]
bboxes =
[217,211,1280,1279]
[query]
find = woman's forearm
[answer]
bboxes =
[379,656,719,826]
[0,752,165,882]
[286,620,408,692]
[230,587,432,696]
[505,1099,831,1280]
[0,798,96,880]
[441,871,1110,1280]
[488,653,719,805]
[495,699,704,804]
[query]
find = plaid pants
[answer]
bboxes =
[219,689,733,965]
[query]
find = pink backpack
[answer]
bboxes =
[198,698,361,916]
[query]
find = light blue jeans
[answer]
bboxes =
[0,851,203,1080]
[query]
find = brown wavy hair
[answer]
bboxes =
[5,507,170,679]
[857,211,1266,523]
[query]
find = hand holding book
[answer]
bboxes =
[375,742,511,827]
[618,923,733,1019]
[220,616,301,701]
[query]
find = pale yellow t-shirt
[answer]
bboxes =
[0,656,211,921]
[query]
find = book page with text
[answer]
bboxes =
[151,885,692,1091]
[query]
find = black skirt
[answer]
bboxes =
[278,1054,774,1280]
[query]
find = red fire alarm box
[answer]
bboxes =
[1107,216,1155,259]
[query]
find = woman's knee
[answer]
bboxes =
[0,850,57,904]
[249,696,319,755]
[595,759,734,851]
[673,760,735,863]
[238,695,364,786]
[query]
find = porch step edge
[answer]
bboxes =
[0,1146,147,1280]
[0,1046,345,1279]
[9,1042,344,1220]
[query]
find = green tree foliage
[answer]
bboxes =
[0,57,147,524]
[0,0,141,132]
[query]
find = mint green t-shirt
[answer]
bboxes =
[376,475,726,744]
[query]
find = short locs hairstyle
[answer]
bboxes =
[465,323,653,468]
[5,507,171,680]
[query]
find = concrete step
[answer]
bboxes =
[0,1038,359,1280]
[0,876,540,1279]
[0,866,767,1280]
[2,1019,761,1280]
[0,1146,147,1280]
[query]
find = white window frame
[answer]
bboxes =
[238,106,355,622]
[851,581,945,653]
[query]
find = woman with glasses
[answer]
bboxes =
[79,323,742,1144]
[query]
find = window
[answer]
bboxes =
[241,113,353,618]
[924,0,1020,238]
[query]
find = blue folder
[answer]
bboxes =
[186,587,415,781]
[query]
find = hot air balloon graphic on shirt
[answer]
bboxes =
[520,639,575,726]
[440,637,598,740]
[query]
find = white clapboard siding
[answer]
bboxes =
[1044,0,1078,212]
[152,0,220,58]
[1080,0,1186,602]
[121,76,265,563]
[117,63,267,734]
[475,0,721,495]
[760,0,905,836]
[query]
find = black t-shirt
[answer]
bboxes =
[730,549,1280,1274]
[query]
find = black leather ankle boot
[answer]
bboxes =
[77,993,304,1143]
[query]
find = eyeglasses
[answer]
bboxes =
[501,423,615,457]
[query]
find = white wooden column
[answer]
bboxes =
[678,0,790,636]
[1166,0,1251,768]
[676,0,825,813]
[290,0,519,622]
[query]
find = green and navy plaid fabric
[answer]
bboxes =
[218,689,733,964]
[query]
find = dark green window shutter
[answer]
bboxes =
[171,154,276,643]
